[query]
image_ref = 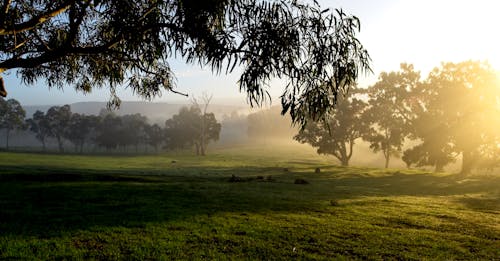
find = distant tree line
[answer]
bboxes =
[0,99,221,155]
[296,61,500,175]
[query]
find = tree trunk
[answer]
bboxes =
[200,142,206,156]
[460,151,474,175]
[434,162,444,172]
[384,146,390,168]
[41,139,46,152]
[5,129,10,150]
[195,143,200,155]
[340,158,349,166]
[56,136,64,152]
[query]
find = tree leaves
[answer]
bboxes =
[0,0,370,128]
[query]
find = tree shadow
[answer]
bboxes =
[0,165,323,237]
[0,164,498,237]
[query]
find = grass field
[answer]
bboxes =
[0,144,499,260]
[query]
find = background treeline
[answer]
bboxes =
[0,101,223,155]
[0,98,295,155]
[296,61,500,175]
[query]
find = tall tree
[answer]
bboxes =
[294,92,368,166]
[0,0,370,127]
[95,113,122,152]
[45,105,72,152]
[145,123,164,153]
[66,113,98,153]
[165,106,221,155]
[408,61,500,174]
[27,110,51,151]
[0,98,26,149]
[362,64,420,168]
[120,114,148,152]
[191,93,215,156]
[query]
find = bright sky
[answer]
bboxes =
[4,0,500,106]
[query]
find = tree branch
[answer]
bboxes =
[0,0,11,25]
[0,0,74,36]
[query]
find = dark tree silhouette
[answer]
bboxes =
[0,0,370,127]
[407,61,500,174]
[0,98,26,149]
[165,106,221,155]
[66,113,98,153]
[27,110,51,151]
[120,114,148,152]
[45,105,72,152]
[294,92,368,166]
[95,113,122,152]
[362,64,420,168]
[145,123,164,153]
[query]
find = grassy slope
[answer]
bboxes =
[0,145,499,260]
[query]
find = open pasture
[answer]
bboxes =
[0,145,499,260]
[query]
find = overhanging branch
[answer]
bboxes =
[0,0,74,36]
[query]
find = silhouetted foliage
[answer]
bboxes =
[120,114,148,152]
[95,113,122,151]
[405,61,500,174]
[0,98,26,149]
[145,124,164,152]
[0,0,370,127]
[294,92,368,166]
[26,110,50,151]
[362,64,420,168]
[66,113,99,153]
[165,106,221,155]
[45,105,72,152]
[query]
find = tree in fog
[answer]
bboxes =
[247,106,297,140]
[0,0,370,128]
[145,123,164,152]
[0,98,26,149]
[406,61,500,174]
[165,106,221,155]
[27,110,51,151]
[294,92,368,166]
[362,64,420,168]
[95,113,122,151]
[45,105,72,152]
[120,114,148,152]
[402,112,455,172]
[191,93,218,156]
[66,113,99,153]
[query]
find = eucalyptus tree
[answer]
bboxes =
[407,61,500,174]
[66,113,99,153]
[0,0,370,128]
[145,123,164,153]
[0,98,26,149]
[27,110,51,151]
[45,105,72,152]
[165,106,221,155]
[294,91,368,166]
[362,64,420,168]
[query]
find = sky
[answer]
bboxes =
[4,0,500,106]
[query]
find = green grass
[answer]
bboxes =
[0,144,499,260]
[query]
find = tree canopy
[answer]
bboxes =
[0,0,370,127]
[294,91,368,166]
[0,97,26,149]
